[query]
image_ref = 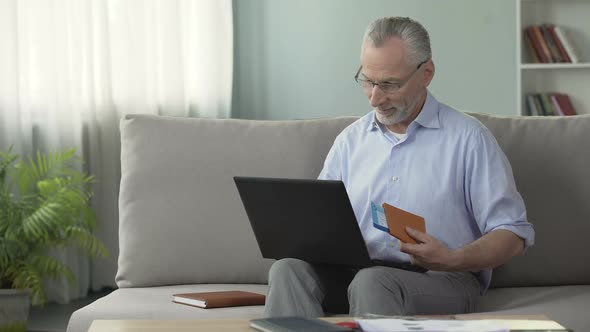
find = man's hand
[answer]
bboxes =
[400,227,526,272]
[399,227,463,271]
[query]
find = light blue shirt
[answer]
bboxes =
[318,91,534,292]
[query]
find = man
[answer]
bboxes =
[264,17,534,317]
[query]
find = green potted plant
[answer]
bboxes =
[0,148,107,332]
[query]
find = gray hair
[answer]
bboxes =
[361,17,431,65]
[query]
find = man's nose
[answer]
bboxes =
[369,85,386,108]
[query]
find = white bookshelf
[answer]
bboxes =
[516,0,590,116]
[521,63,590,70]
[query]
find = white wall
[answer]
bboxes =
[233,0,516,119]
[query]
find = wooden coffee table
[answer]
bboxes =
[88,315,559,332]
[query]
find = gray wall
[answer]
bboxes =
[232,0,516,120]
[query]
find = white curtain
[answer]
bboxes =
[0,0,233,303]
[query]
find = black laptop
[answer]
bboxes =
[233,176,426,273]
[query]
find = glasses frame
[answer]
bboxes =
[354,59,429,93]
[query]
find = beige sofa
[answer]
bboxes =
[67,113,590,332]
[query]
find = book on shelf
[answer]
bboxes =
[533,94,546,116]
[524,27,543,63]
[541,24,563,63]
[172,290,265,309]
[553,25,579,63]
[525,93,577,116]
[539,94,556,116]
[526,94,540,116]
[553,93,577,116]
[550,95,565,116]
[524,25,579,63]
[533,25,554,63]
[547,25,572,63]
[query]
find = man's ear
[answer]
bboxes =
[422,60,435,87]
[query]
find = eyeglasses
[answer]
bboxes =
[354,59,428,93]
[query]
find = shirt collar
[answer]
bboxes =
[366,90,440,132]
[413,90,440,129]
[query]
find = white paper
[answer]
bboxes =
[356,318,509,332]
[475,319,566,330]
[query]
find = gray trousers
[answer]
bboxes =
[263,258,481,317]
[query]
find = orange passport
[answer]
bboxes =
[382,203,426,244]
[172,291,265,309]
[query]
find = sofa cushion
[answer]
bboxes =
[468,113,590,288]
[116,115,358,287]
[476,285,590,332]
[66,284,268,332]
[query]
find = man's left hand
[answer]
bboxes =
[399,227,463,271]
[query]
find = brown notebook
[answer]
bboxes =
[172,291,265,309]
[382,203,426,244]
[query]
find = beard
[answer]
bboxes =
[375,106,412,125]
[375,93,423,126]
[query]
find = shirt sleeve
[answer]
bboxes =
[318,135,343,181]
[464,127,535,250]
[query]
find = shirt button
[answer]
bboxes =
[392,176,399,182]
